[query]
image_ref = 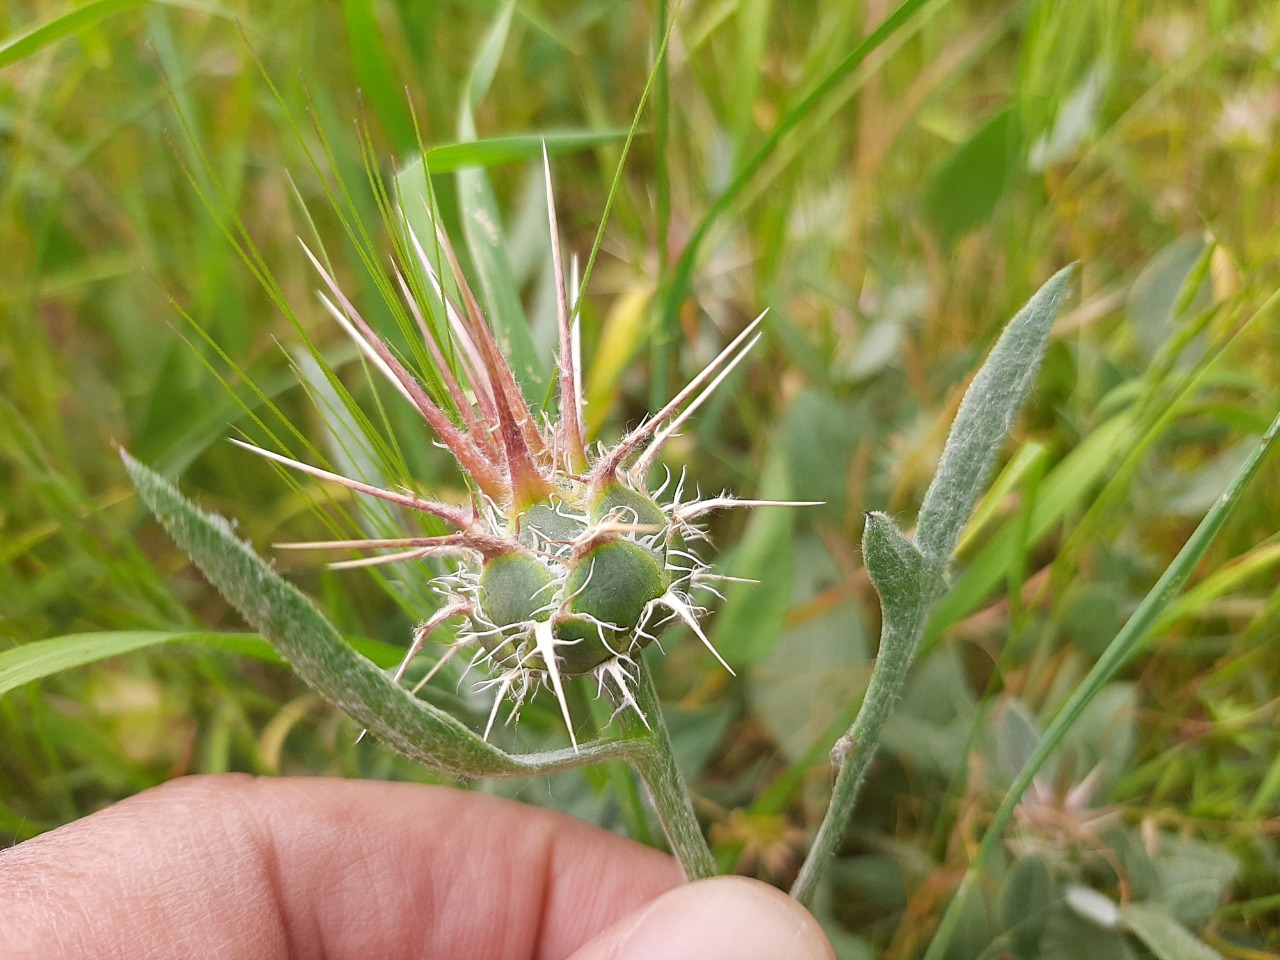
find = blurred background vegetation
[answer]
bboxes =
[2,1,1279,956]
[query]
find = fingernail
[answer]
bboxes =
[615,876,833,960]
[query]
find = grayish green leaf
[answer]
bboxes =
[1028,64,1107,170]
[1040,907,1135,960]
[1067,885,1121,929]
[1119,902,1223,960]
[992,698,1042,784]
[916,265,1076,563]
[1149,835,1239,927]
[1001,854,1057,958]
[880,648,975,778]
[754,547,869,761]
[1127,236,1212,362]
[863,510,934,617]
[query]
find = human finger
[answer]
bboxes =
[565,876,835,960]
[0,773,683,960]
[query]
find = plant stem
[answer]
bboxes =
[618,656,716,880]
[790,564,940,905]
[584,688,657,846]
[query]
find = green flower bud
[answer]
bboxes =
[564,538,668,631]
[478,552,555,627]
[590,481,668,528]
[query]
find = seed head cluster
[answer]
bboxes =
[237,153,798,746]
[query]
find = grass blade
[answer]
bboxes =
[340,0,415,152]
[1,0,147,69]
[418,130,628,173]
[0,631,272,697]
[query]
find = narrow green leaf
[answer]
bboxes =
[341,0,416,152]
[0,631,273,698]
[1,0,147,69]
[728,0,772,150]
[449,3,547,404]
[923,412,1136,651]
[416,131,628,174]
[464,0,514,114]
[1118,903,1223,960]
[916,265,1076,563]
[119,449,625,777]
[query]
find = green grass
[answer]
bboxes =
[3,0,1279,955]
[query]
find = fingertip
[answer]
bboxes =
[572,876,835,960]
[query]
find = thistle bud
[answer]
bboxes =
[251,154,805,744]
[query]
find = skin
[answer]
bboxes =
[0,775,833,960]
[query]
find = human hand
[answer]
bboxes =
[1,774,833,960]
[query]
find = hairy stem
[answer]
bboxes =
[789,560,940,904]
[618,657,716,880]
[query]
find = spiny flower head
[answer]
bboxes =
[237,152,804,747]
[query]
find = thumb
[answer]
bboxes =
[567,876,834,960]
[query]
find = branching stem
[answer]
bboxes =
[790,562,941,904]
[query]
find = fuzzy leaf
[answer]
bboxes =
[923,409,1137,652]
[1118,903,1223,960]
[916,265,1075,563]
[863,511,935,618]
[119,450,608,778]
[1001,854,1057,957]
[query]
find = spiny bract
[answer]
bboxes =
[237,152,801,747]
